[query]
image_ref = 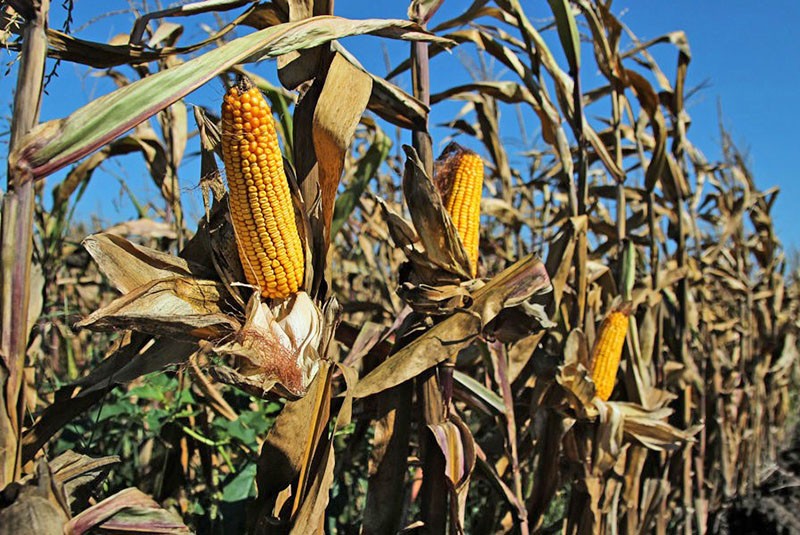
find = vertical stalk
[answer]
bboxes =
[612,90,626,255]
[410,40,433,178]
[677,199,694,535]
[410,31,448,533]
[1,0,50,486]
[737,217,757,490]
[692,189,707,534]
[362,382,412,534]
[571,47,588,330]
[647,190,670,535]
[363,9,443,524]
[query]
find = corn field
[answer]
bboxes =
[1,1,798,534]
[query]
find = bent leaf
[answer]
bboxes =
[353,254,552,398]
[10,16,451,181]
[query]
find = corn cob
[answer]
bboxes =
[221,77,304,299]
[589,307,631,401]
[434,143,484,277]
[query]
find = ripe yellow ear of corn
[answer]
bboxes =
[221,77,304,300]
[589,308,630,401]
[435,143,484,277]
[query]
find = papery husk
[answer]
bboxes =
[212,292,330,399]
[555,360,697,452]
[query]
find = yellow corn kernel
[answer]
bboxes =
[435,144,484,277]
[589,308,630,401]
[221,77,304,299]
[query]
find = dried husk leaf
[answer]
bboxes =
[214,292,324,399]
[611,402,700,451]
[591,400,626,474]
[312,52,373,242]
[556,362,599,419]
[252,362,333,531]
[402,145,472,281]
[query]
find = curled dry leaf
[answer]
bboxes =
[47,450,119,509]
[324,41,429,133]
[610,401,700,451]
[2,453,186,535]
[76,277,239,340]
[82,232,214,294]
[555,361,697,453]
[556,362,599,419]
[482,284,554,344]
[590,400,626,475]
[374,194,420,248]
[64,487,190,534]
[477,258,552,334]
[427,412,476,533]
[396,282,474,315]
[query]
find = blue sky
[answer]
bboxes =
[615,1,800,251]
[2,1,798,251]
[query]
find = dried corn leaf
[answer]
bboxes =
[556,362,598,418]
[64,487,189,534]
[591,400,625,474]
[77,278,238,340]
[83,233,213,294]
[427,413,476,533]
[374,195,419,248]
[396,282,473,315]
[402,145,472,280]
[72,335,196,396]
[312,52,373,241]
[611,402,699,451]
[548,0,581,73]
[45,451,119,510]
[546,216,587,310]
[362,381,413,534]
[353,254,551,398]
[289,435,334,534]
[253,362,333,530]
[0,461,69,535]
[408,0,445,24]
